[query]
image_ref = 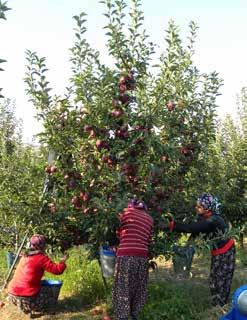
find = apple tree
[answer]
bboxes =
[24,0,222,257]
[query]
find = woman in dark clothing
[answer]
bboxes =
[165,193,235,307]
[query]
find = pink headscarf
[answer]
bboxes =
[29,234,46,251]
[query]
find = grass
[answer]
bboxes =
[0,244,246,319]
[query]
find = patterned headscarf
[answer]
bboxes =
[29,234,46,251]
[197,193,221,215]
[128,199,147,211]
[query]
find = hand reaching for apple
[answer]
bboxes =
[61,253,69,262]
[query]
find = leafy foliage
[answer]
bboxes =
[0,99,45,250]
[0,1,11,98]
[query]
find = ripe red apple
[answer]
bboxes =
[112,99,119,107]
[118,93,131,105]
[122,163,136,176]
[71,196,79,205]
[64,173,70,180]
[96,139,105,149]
[166,101,175,111]
[48,202,56,214]
[50,165,57,174]
[84,124,93,132]
[103,316,111,320]
[79,192,90,202]
[180,146,192,156]
[83,207,90,214]
[96,140,109,151]
[119,75,126,84]
[116,127,129,139]
[119,83,127,93]
[89,129,96,138]
[110,108,124,118]
[45,165,51,174]
[119,73,136,90]
[161,155,169,162]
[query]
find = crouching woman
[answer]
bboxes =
[7,234,69,315]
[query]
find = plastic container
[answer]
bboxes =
[6,251,16,269]
[41,279,63,307]
[219,285,247,319]
[172,245,195,277]
[99,245,116,278]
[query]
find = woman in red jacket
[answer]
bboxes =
[7,234,69,314]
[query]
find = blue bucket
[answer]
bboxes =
[100,245,116,278]
[41,279,63,306]
[41,279,63,287]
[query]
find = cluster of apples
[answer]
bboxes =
[71,191,90,213]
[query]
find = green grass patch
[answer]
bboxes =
[45,246,110,306]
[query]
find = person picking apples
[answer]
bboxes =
[161,193,235,307]
[7,234,69,316]
[112,199,153,320]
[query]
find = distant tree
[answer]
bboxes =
[194,88,247,246]
[0,99,45,250]
[0,1,11,98]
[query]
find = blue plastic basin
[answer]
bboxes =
[41,279,63,287]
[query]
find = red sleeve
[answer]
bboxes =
[169,220,175,231]
[42,255,66,275]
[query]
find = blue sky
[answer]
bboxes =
[1,0,247,142]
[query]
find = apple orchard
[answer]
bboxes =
[24,0,222,257]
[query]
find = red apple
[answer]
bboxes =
[166,101,175,111]
[96,139,109,151]
[64,173,70,180]
[50,165,57,173]
[45,165,51,174]
[112,99,119,107]
[84,124,93,132]
[161,155,169,162]
[119,83,127,93]
[110,108,124,117]
[79,192,90,202]
[118,93,131,105]
[48,202,56,214]
[83,207,90,214]
[71,196,79,205]
[89,129,96,138]
[119,75,126,84]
